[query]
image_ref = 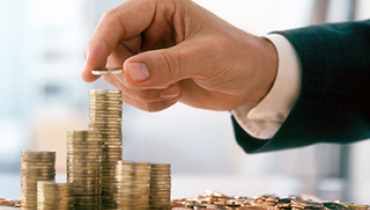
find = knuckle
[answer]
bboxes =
[102,8,116,19]
[160,51,181,80]
[135,91,152,102]
[146,103,161,112]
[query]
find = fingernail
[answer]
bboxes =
[128,63,150,82]
[161,86,179,99]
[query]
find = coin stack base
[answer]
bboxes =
[21,151,56,210]
[37,181,73,210]
[149,163,171,210]
[88,89,123,210]
[67,131,103,210]
[114,161,151,210]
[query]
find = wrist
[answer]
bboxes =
[244,35,278,107]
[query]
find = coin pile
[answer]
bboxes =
[150,163,172,210]
[170,191,370,210]
[88,89,123,209]
[113,161,151,209]
[66,130,103,210]
[36,181,73,210]
[21,151,56,210]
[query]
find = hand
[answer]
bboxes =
[82,0,277,112]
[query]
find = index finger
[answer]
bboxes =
[82,0,156,82]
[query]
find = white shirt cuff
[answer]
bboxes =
[232,34,302,139]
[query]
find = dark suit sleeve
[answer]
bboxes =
[233,19,370,153]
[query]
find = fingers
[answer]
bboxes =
[82,0,156,82]
[122,95,178,112]
[103,75,181,111]
[118,38,213,89]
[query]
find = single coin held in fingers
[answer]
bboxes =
[91,67,124,75]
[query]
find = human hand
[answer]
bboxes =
[82,0,277,112]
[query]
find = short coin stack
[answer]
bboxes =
[149,163,172,210]
[36,181,73,210]
[114,161,151,210]
[66,131,103,210]
[88,89,123,209]
[21,151,56,210]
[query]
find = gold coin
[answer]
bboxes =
[73,196,102,204]
[67,144,102,149]
[150,179,171,184]
[116,161,150,166]
[21,156,55,162]
[89,89,121,95]
[89,96,122,102]
[89,127,121,132]
[22,151,56,155]
[116,205,149,210]
[149,183,171,188]
[67,165,101,171]
[113,175,150,180]
[91,67,124,76]
[89,117,122,123]
[37,181,72,188]
[36,193,73,199]
[21,165,54,170]
[37,199,73,203]
[21,173,55,177]
[89,110,122,115]
[36,204,73,209]
[73,182,101,188]
[113,183,149,188]
[67,154,102,159]
[102,148,122,153]
[149,192,171,197]
[21,161,54,166]
[150,170,171,176]
[89,123,122,128]
[89,106,122,111]
[67,177,101,183]
[150,163,171,168]
[73,190,101,196]
[72,186,102,192]
[89,116,122,120]
[21,177,54,183]
[69,168,101,174]
[67,148,102,153]
[102,135,123,139]
[102,139,123,144]
[90,100,123,105]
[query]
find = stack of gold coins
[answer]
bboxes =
[88,89,123,209]
[66,131,103,210]
[149,163,171,210]
[114,161,151,210]
[37,181,73,210]
[21,151,56,210]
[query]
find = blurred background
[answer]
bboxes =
[0,0,370,203]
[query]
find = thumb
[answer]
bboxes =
[121,41,205,89]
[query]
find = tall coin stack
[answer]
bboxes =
[36,181,73,210]
[88,89,123,209]
[114,161,151,210]
[149,163,172,210]
[21,151,56,210]
[67,131,103,210]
